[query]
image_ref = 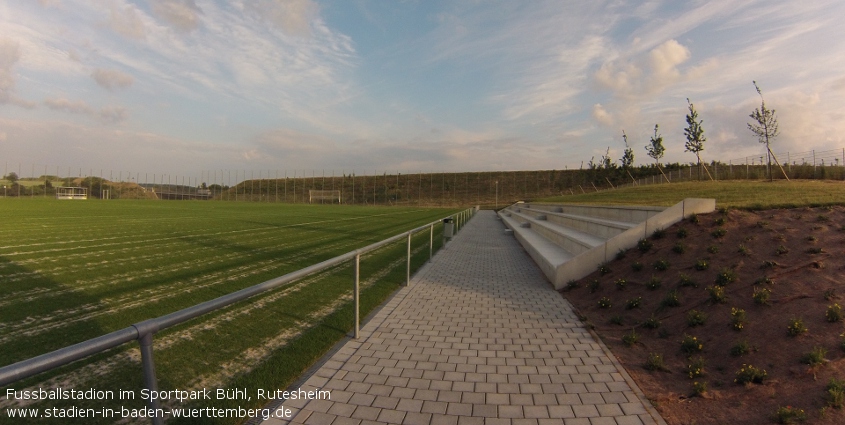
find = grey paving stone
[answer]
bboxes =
[259,212,661,425]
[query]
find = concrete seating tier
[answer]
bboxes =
[498,199,716,290]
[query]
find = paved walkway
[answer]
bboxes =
[263,211,663,425]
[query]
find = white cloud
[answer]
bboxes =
[592,104,613,126]
[43,97,129,123]
[91,68,134,90]
[106,1,147,40]
[150,0,203,32]
[44,97,95,114]
[648,39,689,83]
[595,39,695,98]
[0,37,36,108]
[98,105,128,123]
[245,0,319,37]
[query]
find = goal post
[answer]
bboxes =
[308,190,341,204]
[56,187,88,200]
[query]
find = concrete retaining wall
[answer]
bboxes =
[552,198,715,289]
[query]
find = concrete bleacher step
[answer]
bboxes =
[498,199,716,290]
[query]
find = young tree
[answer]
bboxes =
[645,125,669,183]
[620,131,634,169]
[645,124,665,165]
[748,81,779,181]
[599,147,616,170]
[620,131,636,184]
[4,172,19,184]
[684,98,707,180]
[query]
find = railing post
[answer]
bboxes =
[406,232,412,286]
[139,333,164,425]
[353,253,360,339]
[429,224,433,262]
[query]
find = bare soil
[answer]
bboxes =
[560,206,845,424]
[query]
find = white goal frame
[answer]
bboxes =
[56,186,88,200]
[308,190,341,204]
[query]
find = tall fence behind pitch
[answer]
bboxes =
[4,147,845,206]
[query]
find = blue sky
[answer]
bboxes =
[2,0,845,178]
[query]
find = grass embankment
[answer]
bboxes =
[539,180,845,209]
[0,199,459,424]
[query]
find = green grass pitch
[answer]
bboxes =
[0,198,458,424]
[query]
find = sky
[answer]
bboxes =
[2,0,845,179]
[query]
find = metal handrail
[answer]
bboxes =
[0,207,476,424]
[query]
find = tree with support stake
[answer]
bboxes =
[645,124,670,183]
[684,99,712,181]
[748,81,788,181]
[620,131,637,185]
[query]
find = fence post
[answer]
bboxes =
[429,224,433,262]
[406,232,412,286]
[353,253,360,339]
[138,333,164,425]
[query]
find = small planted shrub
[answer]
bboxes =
[676,227,688,238]
[787,317,808,337]
[680,334,703,355]
[753,287,771,305]
[678,273,697,288]
[807,235,818,242]
[646,276,662,290]
[644,353,668,371]
[773,406,806,424]
[761,260,778,269]
[734,364,767,384]
[711,228,727,239]
[651,228,666,239]
[625,297,642,310]
[827,378,845,409]
[609,315,624,325]
[707,245,719,254]
[708,286,727,304]
[653,259,670,271]
[776,245,789,255]
[756,220,769,228]
[615,249,627,261]
[687,309,707,327]
[692,381,707,397]
[824,288,836,301]
[731,307,746,331]
[631,261,644,272]
[714,217,726,226]
[688,356,706,379]
[661,290,681,308]
[731,340,752,356]
[642,315,661,329]
[688,213,700,224]
[755,276,773,285]
[826,303,843,323]
[695,259,709,271]
[672,242,686,254]
[598,297,612,309]
[638,238,653,252]
[615,278,627,290]
[622,329,640,347]
[801,346,827,366]
[737,244,749,256]
[588,279,601,293]
[817,214,831,222]
[807,247,824,254]
[598,262,611,275]
[715,268,737,286]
